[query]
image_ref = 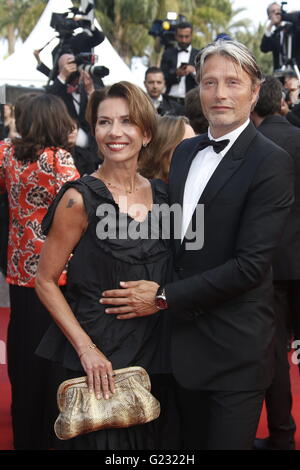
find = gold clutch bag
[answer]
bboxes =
[54,366,161,440]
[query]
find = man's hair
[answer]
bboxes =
[195,39,263,87]
[145,67,165,80]
[184,87,208,134]
[175,22,193,32]
[283,71,298,82]
[267,2,280,16]
[86,81,158,160]
[254,75,283,117]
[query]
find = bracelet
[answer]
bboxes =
[79,343,97,359]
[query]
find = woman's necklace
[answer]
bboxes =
[97,169,139,194]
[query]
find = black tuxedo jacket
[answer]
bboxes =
[157,94,184,116]
[260,25,300,70]
[166,122,294,391]
[46,79,90,134]
[260,30,282,70]
[160,46,199,94]
[258,115,300,280]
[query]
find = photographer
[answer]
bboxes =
[260,2,300,71]
[160,22,199,106]
[47,53,92,139]
[34,22,105,80]
[46,53,100,174]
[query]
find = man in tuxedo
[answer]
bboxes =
[260,2,300,71]
[34,23,105,80]
[46,53,99,173]
[101,40,294,449]
[46,53,93,138]
[251,75,300,450]
[144,66,184,116]
[160,22,199,106]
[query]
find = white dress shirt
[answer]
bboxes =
[57,75,89,148]
[181,119,250,241]
[151,94,163,110]
[169,44,192,99]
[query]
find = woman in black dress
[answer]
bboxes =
[35,82,180,450]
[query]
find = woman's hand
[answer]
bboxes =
[79,345,115,400]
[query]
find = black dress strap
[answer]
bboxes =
[42,178,109,236]
[80,175,113,200]
[149,178,169,205]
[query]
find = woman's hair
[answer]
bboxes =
[13,94,74,162]
[86,81,158,160]
[195,39,263,87]
[14,93,39,134]
[139,115,190,182]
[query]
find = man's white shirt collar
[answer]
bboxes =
[207,118,250,157]
[181,119,250,241]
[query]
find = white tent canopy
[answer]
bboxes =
[0,0,143,88]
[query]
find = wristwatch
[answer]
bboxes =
[155,286,169,310]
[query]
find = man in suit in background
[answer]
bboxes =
[144,66,184,116]
[46,53,93,139]
[260,2,300,71]
[46,53,99,174]
[160,22,199,107]
[251,75,300,450]
[101,40,294,449]
[34,24,105,80]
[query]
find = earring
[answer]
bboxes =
[143,142,147,147]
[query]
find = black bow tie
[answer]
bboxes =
[178,48,189,53]
[196,137,230,154]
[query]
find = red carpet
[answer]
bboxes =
[0,305,299,450]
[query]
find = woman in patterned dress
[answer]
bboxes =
[0,93,80,449]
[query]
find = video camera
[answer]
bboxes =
[50,3,94,38]
[272,2,300,81]
[48,2,109,83]
[281,2,300,28]
[149,12,187,48]
[75,53,109,79]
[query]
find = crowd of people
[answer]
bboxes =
[1,2,300,451]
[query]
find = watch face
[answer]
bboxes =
[156,296,167,310]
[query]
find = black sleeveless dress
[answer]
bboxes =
[37,176,180,450]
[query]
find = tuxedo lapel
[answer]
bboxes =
[197,148,243,207]
[172,135,208,255]
[178,122,258,255]
[173,135,208,208]
[190,48,199,66]
[200,122,257,208]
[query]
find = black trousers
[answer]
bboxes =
[7,285,66,450]
[175,384,265,450]
[263,280,297,449]
[273,279,300,342]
